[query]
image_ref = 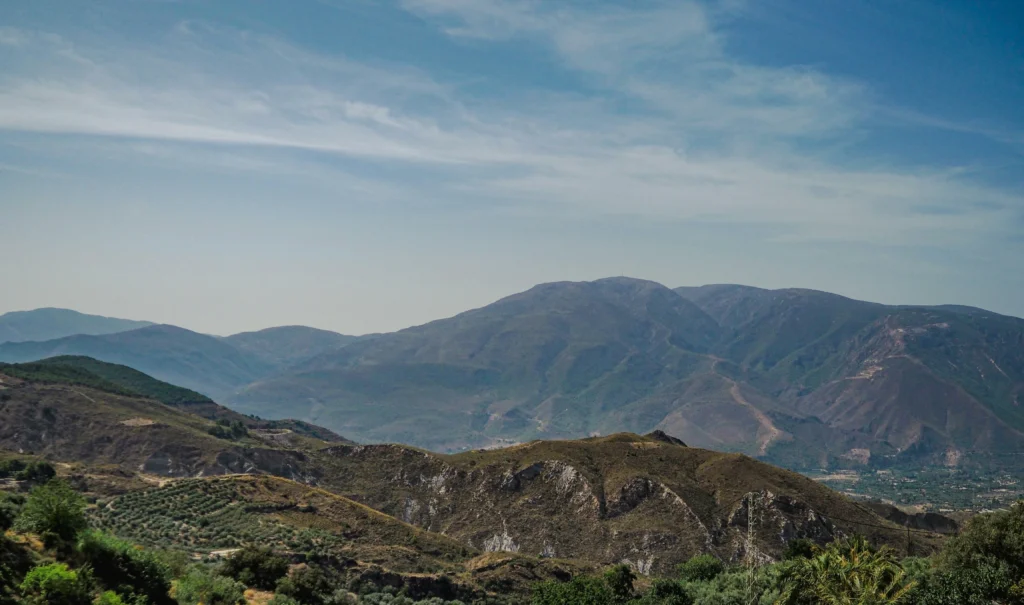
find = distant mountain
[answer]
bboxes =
[222,325,359,368]
[231,277,732,450]
[0,324,273,400]
[231,278,1024,469]
[0,307,152,343]
[674,284,1024,465]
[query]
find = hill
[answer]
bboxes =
[222,325,360,368]
[311,432,931,574]
[0,324,274,400]
[0,307,152,344]
[0,359,353,480]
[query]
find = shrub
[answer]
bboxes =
[15,480,87,548]
[174,566,246,605]
[95,591,125,605]
[78,530,173,605]
[603,564,636,602]
[782,539,815,561]
[532,576,613,605]
[0,495,20,532]
[677,555,724,583]
[19,563,93,605]
[16,462,57,485]
[220,545,290,590]
[276,564,343,605]
[634,579,692,605]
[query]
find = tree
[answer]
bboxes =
[782,539,816,561]
[633,579,693,605]
[677,555,724,583]
[532,576,614,605]
[15,462,56,485]
[174,566,246,605]
[0,495,20,532]
[220,545,289,590]
[78,530,173,605]
[774,535,915,605]
[19,563,93,605]
[275,564,341,605]
[908,500,1024,605]
[15,480,87,548]
[603,564,636,602]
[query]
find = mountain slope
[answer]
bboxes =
[311,432,927,573]
[0,307,152,344]
[0,324,273,399]
[0,356,351,444]
[675,284,1024,464]
[222,325,360,368]
[231,278,728,449]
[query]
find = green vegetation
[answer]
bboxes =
[774,536,913,604]
[174,566,246,605]
[78,530,174,605]
[15,480,88,548]
[0,357,213,405]
[19,563,93,605]
[0,459,56,484]
[207,418,248,440]
[32,356,214,405]
[219,545,289,590]
[89,478,345,554]
[0,361,137,397]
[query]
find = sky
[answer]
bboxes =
[1,0,1022,335]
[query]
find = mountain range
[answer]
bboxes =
[0,359,926,578]
[2,277,1022,470]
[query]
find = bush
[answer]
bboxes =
[15,480,87,548]
[220,545,289,590]
[634,579,692,605]
[532,576,613,605]
[276,564,342,605]
[603,564,636,602]
[174,566,246,605]
[78,530,173,604]
[0,495,20,532]
[0,460,25,479]
[19,563,93,605]
[267,595,301,605]
[781,539,815,561]
[677,555,724,583]
[15,462,56,485]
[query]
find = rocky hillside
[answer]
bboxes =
[310,433,927,574]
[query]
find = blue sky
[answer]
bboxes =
[1,0,1022,334]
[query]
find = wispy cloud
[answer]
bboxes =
[0,2,1020,248]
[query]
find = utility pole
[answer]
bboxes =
[746,492,758,605]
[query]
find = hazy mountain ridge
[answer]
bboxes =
[0,307,153,344]
[221,325,360,367]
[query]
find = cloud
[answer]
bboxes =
[0,5,1020,248]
